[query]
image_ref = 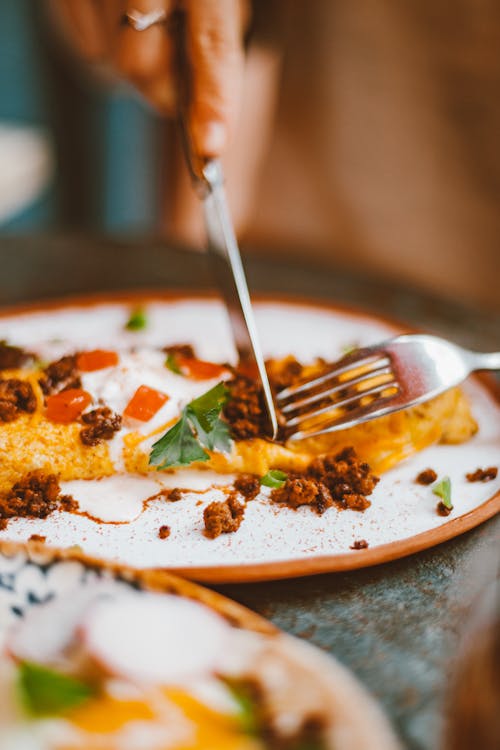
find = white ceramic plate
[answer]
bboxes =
[0,293,498,582]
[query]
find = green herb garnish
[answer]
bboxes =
[17,662,95,717]
[125,307,147,331]
[149,382,231,469]
[261,469,288,489]
[432,476,453,510]
[165,352,182,374]
[341,341,360,356]
[225,681,259,735]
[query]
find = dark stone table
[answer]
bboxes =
[1,235,498,749]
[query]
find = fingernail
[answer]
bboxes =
[194,121,227,157]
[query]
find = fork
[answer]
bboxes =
[277,334,500,441]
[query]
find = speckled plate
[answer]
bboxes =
[0,540,401,749]
[0,293,498,582]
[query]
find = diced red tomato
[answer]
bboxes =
[177,357,228,381]
[45,388,92,423]
[236,361,259,380]
[124,385,169,422]
[77,350,119,372]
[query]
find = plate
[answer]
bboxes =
[0,540,401,750]
[0,292,498,582]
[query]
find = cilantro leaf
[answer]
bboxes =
[149,411,209,470]
[261,470,288,489]
[149,382,231,469]
[18,662,95,717]
[125,307,147,331]
[341,341,360,356]
[165,352,182,374]
[432,476,453,509]
[191,411,232,453]
[224,681,259,735]
[188,382,229,432]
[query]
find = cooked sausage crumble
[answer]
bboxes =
[203,493,245,538]
[416,468,438,485]
[40,354,81,395]
[0,341,33,371]
[0,378,37,423]
[79,407,122,446]
[465,467,497,482]
[0,470,76,529]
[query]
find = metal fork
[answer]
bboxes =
[277,334,500,441]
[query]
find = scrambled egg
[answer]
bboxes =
[0,361,477,492]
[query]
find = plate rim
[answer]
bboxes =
[0,289,498,583]
[0,537,402,749]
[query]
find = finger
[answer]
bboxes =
[114,0,176,112]
[54,0,109,61]
[184,0,247,157]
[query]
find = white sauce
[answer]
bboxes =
[60,476,162,523]
[60,471,236,524]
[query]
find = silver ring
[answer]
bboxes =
[121,9,168,32]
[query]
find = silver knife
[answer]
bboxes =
[173,10,278,438]
[200,159,278,439]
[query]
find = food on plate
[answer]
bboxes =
[0,306,478,538]
[0,580,395,749]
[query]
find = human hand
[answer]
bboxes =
[50,0,249,158]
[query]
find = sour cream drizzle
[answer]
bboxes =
[61,471,236,524]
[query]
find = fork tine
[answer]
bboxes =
[285,381,399,429]
[280,363,393,416]
[276,353,390,403]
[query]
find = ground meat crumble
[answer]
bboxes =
[0,341,33,371]
[436,501,452,517]
[271,447,378,515]
[223,373,270,439]
[39,354,81,395]
[350,539,369,550]
[203,493,245,538]
[158,525,171,539]
[79,407,122,446]
[466,467,498,482]
[272,477,334,514]
[416,468,438,485]
[0,470,77,529]
[234,474,261,501]
[28,534,46,543]
[0,378,37,423]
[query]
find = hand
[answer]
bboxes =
[50,0,249,158]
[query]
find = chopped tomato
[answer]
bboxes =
[124,385,169,422]
[236,361,259,380]
[77,350,119,372]
[45,388,92,423]
[177,357,228,381]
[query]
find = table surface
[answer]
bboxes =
[1,234,499,750]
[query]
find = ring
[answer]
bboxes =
[121,9,168,32]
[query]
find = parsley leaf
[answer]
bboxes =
[191,412,232,452]
[165,352,182,374]
[18,662,95,717]
[149,411,210,470]
[224,681,259,735]
[149,383,231,470]
[125,307,147,331]
[188,382,229,432]
[432,476,453,510]
[341,341,360,356]
[261,469,288,489]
